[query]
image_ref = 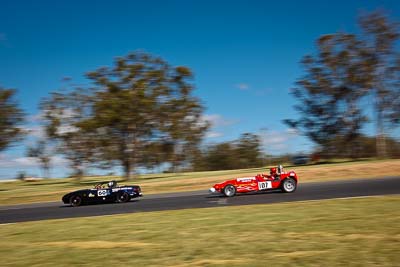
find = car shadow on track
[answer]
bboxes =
[59,199,141,208]
[205,189,283,199]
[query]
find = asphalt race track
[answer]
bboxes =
[1,176,399,224]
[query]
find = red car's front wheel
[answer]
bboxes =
[223,184,236,197]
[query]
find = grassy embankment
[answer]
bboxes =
[0,159,399,205]
[0,195,399,266]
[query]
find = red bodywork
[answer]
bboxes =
[210,170,298,194]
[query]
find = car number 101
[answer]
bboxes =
[258,181,272,190]
[98,190,108,196]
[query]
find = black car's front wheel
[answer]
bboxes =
[281,178,297,193]
[70,195,82,207]
[223,184,236,197]
[117,192,130,203]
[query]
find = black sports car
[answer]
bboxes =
[62,180,142,207]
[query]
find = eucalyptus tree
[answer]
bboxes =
[27,140,52,178]
[285,33,370,157]
[359,11,400,157]
[41,88,95,180]
[286,11,400,158]
[0,87,24,151]
[43,52,208,180]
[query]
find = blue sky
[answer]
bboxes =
[0,0,399,179]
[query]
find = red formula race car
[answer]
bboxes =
[209,165,298,197]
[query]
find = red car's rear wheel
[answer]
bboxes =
[281,178,297,193]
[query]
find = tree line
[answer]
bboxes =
[1,11,399,180]
[192,133,265,171]
[285,11,400,159]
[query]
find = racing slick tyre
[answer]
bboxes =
[117,191,130,203]
[70,195,82,207]
[223,184,237,197]
[281,178,297,193]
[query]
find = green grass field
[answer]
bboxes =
[0,159,399,205]
[1,195,399,266]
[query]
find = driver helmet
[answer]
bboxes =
[270,167,277,175]
[108,181,114,188]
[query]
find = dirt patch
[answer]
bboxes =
[43,240,153,249]
[172,259,245,267]
[272,250,329,258]
[283,231,400,241]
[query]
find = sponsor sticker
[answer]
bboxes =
[237,177,256,182]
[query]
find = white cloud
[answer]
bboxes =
[206,132,223,138]
[58,108,78,119]
[263,134,288,145]
[25,125,46,139]
[0,155,33,168]
[28,113,44,122]
[236,83,250,90]
[202,114,238,128]
[27,110,79,136]
[52,156,69,165]
[260,128,300,154]
[202,114,240,139]
[286,128,299,136]
[57,125,78,135]
[23,112,47,139]
[0,154,68,168]
[14,157,39,167]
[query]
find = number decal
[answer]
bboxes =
[258,182,267,190]
[98,190,107,196]
[258,181,272,190]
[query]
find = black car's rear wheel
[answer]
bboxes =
[70,195,82,207]
[117,192,130,203]
[281,178,297,193]
[223,184,236,197]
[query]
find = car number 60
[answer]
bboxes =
[98,190,107,196]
